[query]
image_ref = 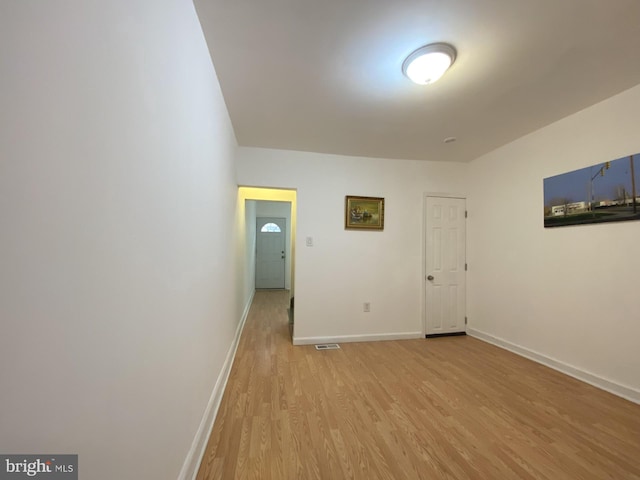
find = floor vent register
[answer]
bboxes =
[314,344,341,350]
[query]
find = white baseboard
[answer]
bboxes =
[467,327,640,405]
[177,289,255,480]
[293,331,423,346]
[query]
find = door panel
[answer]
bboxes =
[425,197,466,335]
[256,217,286,289]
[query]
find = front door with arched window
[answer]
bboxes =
[256,217,286,289]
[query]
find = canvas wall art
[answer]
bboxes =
[544,153,640,227]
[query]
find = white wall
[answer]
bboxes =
[255,200,293,290]
[0,1,247,478]
[237,147,468,344]
[243,200,258,301]
[467,84,640,400]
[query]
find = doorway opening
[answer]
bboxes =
[239,187,297,337]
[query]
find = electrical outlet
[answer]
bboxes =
[305,236,313,247]
[363,302,370,312]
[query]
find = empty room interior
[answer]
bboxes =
[1,1,639,479]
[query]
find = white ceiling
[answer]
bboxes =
[194,0,640,163]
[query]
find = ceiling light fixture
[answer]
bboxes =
[402,43,456,85]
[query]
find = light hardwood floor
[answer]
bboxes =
[197,290,640,479]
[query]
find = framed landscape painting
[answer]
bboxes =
[544,153,640,227]
[345,196,384,230]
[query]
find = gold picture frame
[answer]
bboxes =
[345,196,385,230]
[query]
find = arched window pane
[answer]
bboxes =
[260,222,281,233]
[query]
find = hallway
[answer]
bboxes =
[196,291,640,479]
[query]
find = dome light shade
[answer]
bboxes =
[402,43,456,85]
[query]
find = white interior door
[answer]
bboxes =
[425,196,466,336]
[256,217,286,289]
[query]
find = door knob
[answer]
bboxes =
[427,275,434,281]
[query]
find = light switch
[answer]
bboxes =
[305,236,314,247]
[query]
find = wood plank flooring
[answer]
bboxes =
[197,290,640,479]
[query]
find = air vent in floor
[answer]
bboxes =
[314,344,340,350]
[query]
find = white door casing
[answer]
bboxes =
[424,196,466,335]
[256,217,286,289]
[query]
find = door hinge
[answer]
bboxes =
[465,263,468,271]
[465,210,468,218]
[465,317,468,325]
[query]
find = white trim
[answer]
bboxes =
[292,331,422,346]
[178,289,256,480]
[423,192,466,199]
[467,327,640,405]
